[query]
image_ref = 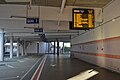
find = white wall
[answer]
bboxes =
[27,42,46,53]
[71,0,120,73]
[71,0,120,45]
[27,42,37,53]
[39,42,46,53]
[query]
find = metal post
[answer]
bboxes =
[57,40,59,56]
[63,42,64,54]
[54,41,56,55]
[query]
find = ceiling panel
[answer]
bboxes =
[32,0,62,7]
[47,0,62,7]
[0,0,113,42]
[0,0,5,4]
[0,0,112,8]
[66,0,112,8]
[5,0,30,2]
[32,0,46,6]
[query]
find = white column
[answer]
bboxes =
[17,39,20,57]
[45,43,48,53]
[10,36,13,58]
[24,41,27,55]
[21,46,24,56]
[48,42,50,53]
[21,40,24,56]
[0,29,4,61]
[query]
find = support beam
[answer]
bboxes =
[54,41,56,55]
[24,41,27,55]
[48,42,50,53]
[58,0,66,26]
[37,42,39,54]
[10,35,13,58]
[57,40,59,56]
[60,0,66,14]
[57,21,60,26]
[62,42,64,53]
[17,38,20,57]
[0,29,4,61]
[21,40,24,56]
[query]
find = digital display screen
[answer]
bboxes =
[70,8,94,30]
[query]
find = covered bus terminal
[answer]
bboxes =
[0,0,120,80]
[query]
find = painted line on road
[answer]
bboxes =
[31,55,47,80]
[0,76,19,80]
[17,60,24,63]
[6,64,14,68]
[20,56,44,80]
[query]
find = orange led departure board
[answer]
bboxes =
[70,8,94,30]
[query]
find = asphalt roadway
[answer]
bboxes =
[0,54,44,80]
[0,54,120,80]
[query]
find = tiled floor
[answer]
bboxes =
[40,54,120,80]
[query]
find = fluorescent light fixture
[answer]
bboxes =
[5,0,30,2]
[67,69,99,80]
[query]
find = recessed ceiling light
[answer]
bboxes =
[5,0,30,2]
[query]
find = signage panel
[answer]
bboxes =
[26,18,39,24]
[71,8,94,30]
[34,28,43,32]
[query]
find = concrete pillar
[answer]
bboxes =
[45,42,48,53]
[57,40,59,56]
[37,42,39,54]
[21,40,24,56]
[10,35,13,58]
[24,41,27,55]
[0,29,4,61]
[16,38,20,57]
[48,42,50,53]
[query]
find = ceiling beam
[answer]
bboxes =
[57,20,60,26]
[58,0,66,26]
[5,0,31,2]
[60,0,66,14]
